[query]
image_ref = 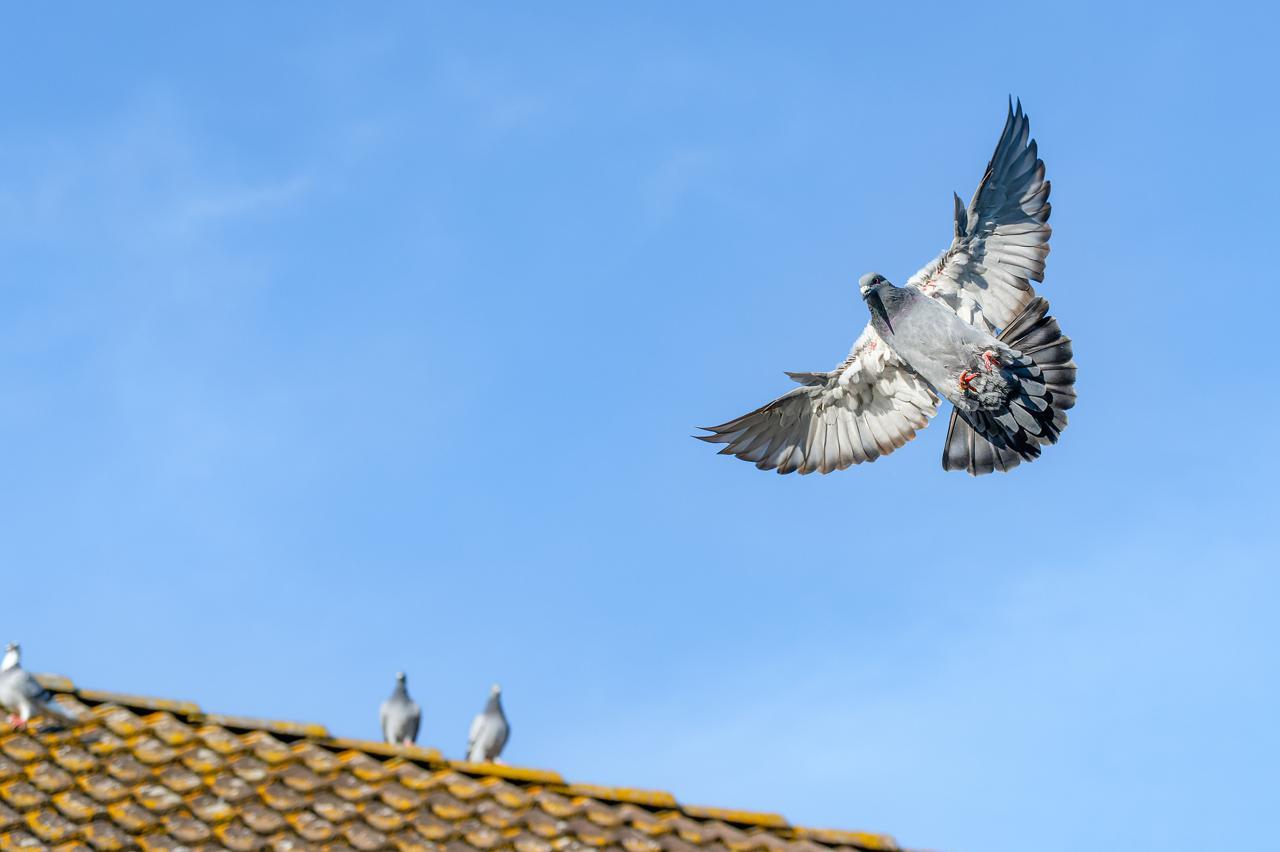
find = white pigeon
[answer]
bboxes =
[0,642,77,730]
[698,99,1074,475]
[379,672,421,746]
[466,684,509,763]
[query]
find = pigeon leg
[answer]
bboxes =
[959,370,979,392]
[8,714,24,730]
[981,350,1000,371]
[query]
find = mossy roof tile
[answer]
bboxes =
[0,680,903,852]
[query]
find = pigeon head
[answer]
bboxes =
[858,272,887,296]
[1,643,19,671]
[395,672,407,683]
[490,683,501,696]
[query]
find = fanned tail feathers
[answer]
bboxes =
[942,296,1076,475]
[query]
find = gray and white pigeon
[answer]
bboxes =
[379,672,421,746]
[0,642,77,730]
[466,684,509,763]
[698,100,1075,475]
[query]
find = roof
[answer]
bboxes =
[0,674,902,852]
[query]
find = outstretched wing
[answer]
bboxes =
[906,99,1051,333]
[697,324,939,474]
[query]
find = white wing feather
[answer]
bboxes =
[698,324,940,473]
[906,99,1052,333]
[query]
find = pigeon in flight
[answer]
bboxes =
[379,672,421,746]
[0,642,77,730]
[699,100,1075,475]
[466,684,509,763]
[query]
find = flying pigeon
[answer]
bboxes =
[698,100,1075,475]
[466,684,509,763]
[379,672,421,746]
[0,642,77,730]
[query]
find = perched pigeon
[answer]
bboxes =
[379,672,421,746]
[0,643,76,730]
[466,684,509,763]
[699,100,1075,475]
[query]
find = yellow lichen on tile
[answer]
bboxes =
[323,736,444,765]
[683,804,790,829]
[33,674,76,694]
[793,827,901,850]
[452,760,565,785]
[202,713,329,740]
[80,691,201,718]
[558,783,679,810]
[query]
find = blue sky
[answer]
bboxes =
[1,3,1277,850]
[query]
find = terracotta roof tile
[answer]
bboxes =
[50,744,98,775]
[213,818,264,851]
[51,789,101,822]
[156,762,202,794]
[210,773,255,804]
[84,731,126,757]
[1,733,48,764]
[0,779,48,811]
[361,799,406,832]
[343,819,389,850]
[134,832,188,852]
[96,707,147,739]
[181,743,226,774]
[2,827,46,847]
[103,751,149,785]
[198,724,246,756]
[312,791,359,824]
[462,819,504,848]
[389,827,436,851]
[406,809,453,840]
[163,809,213,843]
[0,680,905,852]
[105,798,157,832]
[513,832,555,852]
[25,806,80,842]
[27,760,75,794]
[75,773,129,804]
[129,734,179,765]
[189,792,236,824]
[132,781,184,813]
[260,779,307,812]
[144,712,197,747]
[288,808,338,843]
[376,779,422,813]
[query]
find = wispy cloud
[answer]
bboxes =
[0,94,312,250]
[170,174,311,235]
[435,55,552,136]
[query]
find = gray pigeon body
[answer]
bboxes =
[698,99,1076,475]
[466,684,509,763]
[0,643,76,729]
[379,672,421,746]
[864,278,1074,471]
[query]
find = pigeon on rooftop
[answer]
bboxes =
[0,642,77,730]
[380,672,421,746]
[466,684,509,763]
[698,100,1075,475]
